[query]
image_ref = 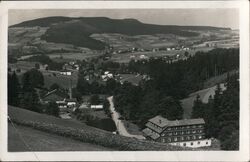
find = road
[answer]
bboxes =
[107,96,145,140]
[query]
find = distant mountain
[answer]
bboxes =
[11,16,231,50]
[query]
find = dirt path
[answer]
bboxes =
[107,96,145,140]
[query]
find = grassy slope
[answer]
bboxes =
[8,123,113,151]
[8,106,191,151]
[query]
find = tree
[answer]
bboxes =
[191,95,205,118]
[22,68,44,89]
[45,102,59,117]
[72,88,82,102]
[19,88,40,112]
[158,96,183,120]
[89,94,100,105]
[76,75,90,95]
[8,72,21,106]
[106,78,120,95]
[20,70,41,112]
[35,63,40,69]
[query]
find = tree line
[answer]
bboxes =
[192,74,239,150]
[8,69,59,117]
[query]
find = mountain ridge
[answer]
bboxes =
[10,16,231,50]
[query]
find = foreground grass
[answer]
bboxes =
[8,123,113,151]
[8,106,191,151]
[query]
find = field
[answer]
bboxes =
[8,123,113,151]
[48,52,102,62]
[42,70,78,89]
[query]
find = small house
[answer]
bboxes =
[42,89,68,104]
[90,105,103,110]
[65,98,77,107]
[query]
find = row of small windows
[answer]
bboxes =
[149,122,204,132]
[167,125,203,130]
[161,135,203,143]
[183,141,209,146]
[161,129,203,136]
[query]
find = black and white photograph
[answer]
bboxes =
[0,1,249,161]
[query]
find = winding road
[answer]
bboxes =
[107,96,145,140]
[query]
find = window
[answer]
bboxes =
[183,143,186,146]
[181,137,184,141]
[162,138,165,143]
[181,131,184,135]
[168,138,171,142]
[198,142,200,144]
[191,142,193,145]
[174,137,177,141]
[169,132,172,136]
[206,142,208,144]
[199,135,202,139]
[193,136,196,140]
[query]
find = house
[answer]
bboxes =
[142,115,211,148]
[90,105,103,110]
[65,98,77,107]
[42,89,68,104]
[101,71,113,81]
[60,70,72,76]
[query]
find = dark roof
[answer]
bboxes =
[148,115,205,128]
[145,122,163,134]
[65,98,77,102]
[142,128,160,140]
[43,89,68,101]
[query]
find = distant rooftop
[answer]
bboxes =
[148,115,205,128]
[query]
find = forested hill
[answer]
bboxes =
[10,16,231,50]
[11,16,230,32]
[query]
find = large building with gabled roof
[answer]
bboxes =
[142,115,211,148]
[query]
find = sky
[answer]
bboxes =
[9,9,239,29]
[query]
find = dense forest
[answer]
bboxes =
[192,74,239,150]
[74,48,239,128]
[8,69,59,117]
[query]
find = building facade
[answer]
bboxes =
[142,115,211,148]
